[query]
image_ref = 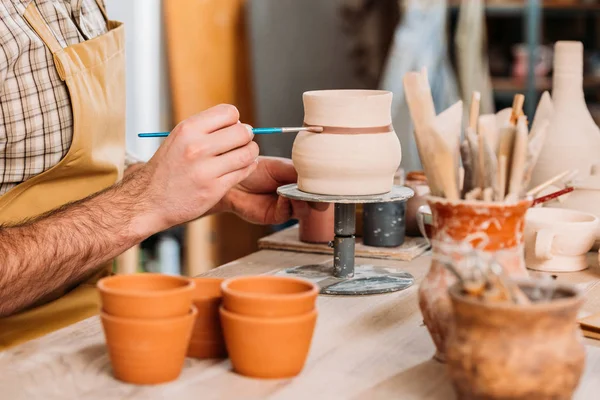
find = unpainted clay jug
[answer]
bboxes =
[292,90,402,196]
[531,41,600,188]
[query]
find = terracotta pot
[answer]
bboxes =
[187,277,227,359]
[405,171,430,237]
[446,281,585,400]
[98,273,194,319]
[418,197,531,362]
[220,307,317,379]
[222,276,318,318]
[299,204,334,244]
[101,307,196,385]
[292,90,402,196]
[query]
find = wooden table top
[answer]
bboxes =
[3,249,600,399]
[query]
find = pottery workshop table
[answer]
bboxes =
[3,250,600,399]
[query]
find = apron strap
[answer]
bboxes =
[22,2,63,55]
[94,0,110,23]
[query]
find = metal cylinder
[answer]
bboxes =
[333,203,356,278]
[362,202,406,247]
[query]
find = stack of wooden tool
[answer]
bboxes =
[404,68,554,202]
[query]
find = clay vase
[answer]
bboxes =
[221,276,318,318]
[97,273,194,319]
[531,41,600,189]
[299,203,334,244]
[187,277,227,359]
[418,197,531,362]
[101,307,196,384]
[292,90,402,196]
[405,171,430,237]
[446,281,585,400]
[220,307,317,379]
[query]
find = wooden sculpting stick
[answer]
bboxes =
[506,116,529,200]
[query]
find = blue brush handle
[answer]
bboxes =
[138,127,283,138]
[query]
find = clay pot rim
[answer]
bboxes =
[526,207,599,226]
[303,89,391,99]
[448,280,583,312]
[219,306,317,324]
[98,273,194,298]
[101,305,197,324]
[221,276,319,302]
[426,195,533,208]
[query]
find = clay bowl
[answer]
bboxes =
[101,306,196,385]
[446,280,585,400]
[187,277,227,359]
[220,307,317,379]
[221,276,319,318]
[98,273,194,319]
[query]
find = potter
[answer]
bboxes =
[292,90,402,196]
[525,208,598,272]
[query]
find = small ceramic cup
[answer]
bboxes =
[187,277,227,359]
[98,273,195,319]
[299,204,334,244]
[101,306,196,385]
[221,276,319,318]
[525,207,599,272]
[220,307,317,379]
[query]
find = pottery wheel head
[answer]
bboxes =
[276,184,414,204]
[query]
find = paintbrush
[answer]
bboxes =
[138,126,324,138]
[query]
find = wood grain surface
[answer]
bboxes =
[2,250,600,399]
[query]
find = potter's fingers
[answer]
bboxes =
[273,197,293,224]
[176,104,240,135]
[308,201,329,211]
[206,123,253,155]
[212,141,259,177]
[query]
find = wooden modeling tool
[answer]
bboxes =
[478,114,499,155]
[509,94,525,125]
[138,126,324,138]
[506,116,529,201]
[532,186,574,206]
[497,155,508,201]
[430,100,463,200]
[460,140,475,196]
[526,170,574,197]
[469,91,481,130]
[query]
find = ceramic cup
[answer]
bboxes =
[221,276,319,318]
[220,307,317,379]
[101,306,196,385]
[299,204,334,244]
[187,277,227,359]
[525,207,599,272]
[98,273,194,319]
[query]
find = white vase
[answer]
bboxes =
[532,41,600,243]
[531,41,600,187]
[292,90,402,196]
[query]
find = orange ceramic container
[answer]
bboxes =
[187,277,227,359]
[220,307,317,379]
[98,273,194,319]
[299,204,335,244]
[101,307,196,385]
[221,276,319,318]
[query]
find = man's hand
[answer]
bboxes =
[133,104,259,234]
[214,157,328,225]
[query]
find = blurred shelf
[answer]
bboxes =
[492,75,600,93]
[448,1,600,16]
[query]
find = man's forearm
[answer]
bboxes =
[0,171,156,317]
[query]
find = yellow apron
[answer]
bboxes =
[0,1,125,349]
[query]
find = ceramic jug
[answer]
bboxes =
[531,41,600,188]
[292,90,402,196]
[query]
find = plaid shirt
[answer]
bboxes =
[0,0,138,195]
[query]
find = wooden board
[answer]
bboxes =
[258,225,429,261]
[2,250,600,399]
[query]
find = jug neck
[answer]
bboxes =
[553,73,585,102]
[553,41,585,102]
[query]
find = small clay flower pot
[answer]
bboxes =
[187,277,227,359]
[220,307,317,379]
[101,306,196,385]
[299,204,334,244]
[221,276,318,318]
[98,273,194,319]
[446,280,585,400]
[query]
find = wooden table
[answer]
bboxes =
[3,250,600,399]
